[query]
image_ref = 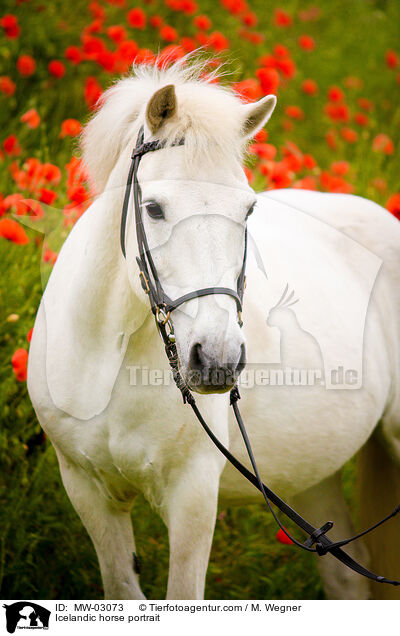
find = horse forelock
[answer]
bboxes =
[81,53,247,193]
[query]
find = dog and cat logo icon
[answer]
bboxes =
[3,602,50,633]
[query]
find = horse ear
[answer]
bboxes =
[241,94,277,139]
[146,84,177,134]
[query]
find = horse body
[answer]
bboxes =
[27,60,400,600]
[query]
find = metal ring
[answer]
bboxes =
[156,307,170,326]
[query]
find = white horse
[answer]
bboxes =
[27,59,400,600]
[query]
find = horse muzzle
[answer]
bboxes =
[187,341,246,393]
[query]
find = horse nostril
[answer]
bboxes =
[189,343,204,371]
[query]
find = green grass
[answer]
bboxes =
[0,0,399,599]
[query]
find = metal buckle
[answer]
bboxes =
[139,271,150,295]
[156,306,175,343]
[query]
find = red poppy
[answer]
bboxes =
[65,46,83,64]
[221,0,247,15]
[20,108,40,129]
[285,105,305,120]
[27,327,33,343]
[331,161,349,176]
[254,129,268,143]
[43,248,58,265]
[325,130,337,150]
[320,171,354,193]
[0,14,20,38]
[194,14,211,30]
[241,12,257,27]
[127,8,146,29]
[3,134,21,156]
[274,9,292,27]
[275,57,296,78]
[273,44,289,58]
[23,199,45,219]
[0,76,16,96]
[11,348,28,382]
[60,119,82,137]
[327,86,344,102]
[150,15,163,28]
[157,45,185,66]
[276,528,293,545]
[3,194,28,215]
[180,36,197,53]
[303,154,317,169]
[372,133,394,154]
[82,36,105,58]
[174,0,198,15]
[208,31,229,51]
[354,112,369,126]
[0,218,29,245]
[48,60,66,78]
[84,76,102,109]
[39,188,57,204]
[324,103,350,123]
[293,176,318,190]
[256,67,280,94]
[249,143,276,160]
[386,193,400,221]
[298,34,315,50]
[258,54,276,68]
[16,55,36,77]
[160,25,178,42]
[89,2,105,20]
[243,166,253,183]
[233,78,262,102]
[133,48,156,65]
[270,162,293,189]
[97,50,116,72]
[301,78,318,95]
[67,184,88,205]
[340,127,358,143]
[385,50,399,69]
[357,97,373,111]
[42,163,62,185]
[107,25,127,42]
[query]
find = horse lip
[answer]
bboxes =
[186,366,239,394]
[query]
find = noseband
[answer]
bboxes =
[121,126,400,588]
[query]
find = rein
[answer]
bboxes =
[121,125,400,588]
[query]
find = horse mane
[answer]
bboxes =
[82,53,247,193]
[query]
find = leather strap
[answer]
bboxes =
[165,287,242,314]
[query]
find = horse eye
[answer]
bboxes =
[246,203,256,220]
[144,202,164,219]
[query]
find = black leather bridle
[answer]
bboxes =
[121,125,400,588]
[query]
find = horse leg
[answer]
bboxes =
[291,470,370,599]
[162,455,222,600]
[56,449,145,600]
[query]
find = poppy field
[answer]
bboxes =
[0,0,399,600]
